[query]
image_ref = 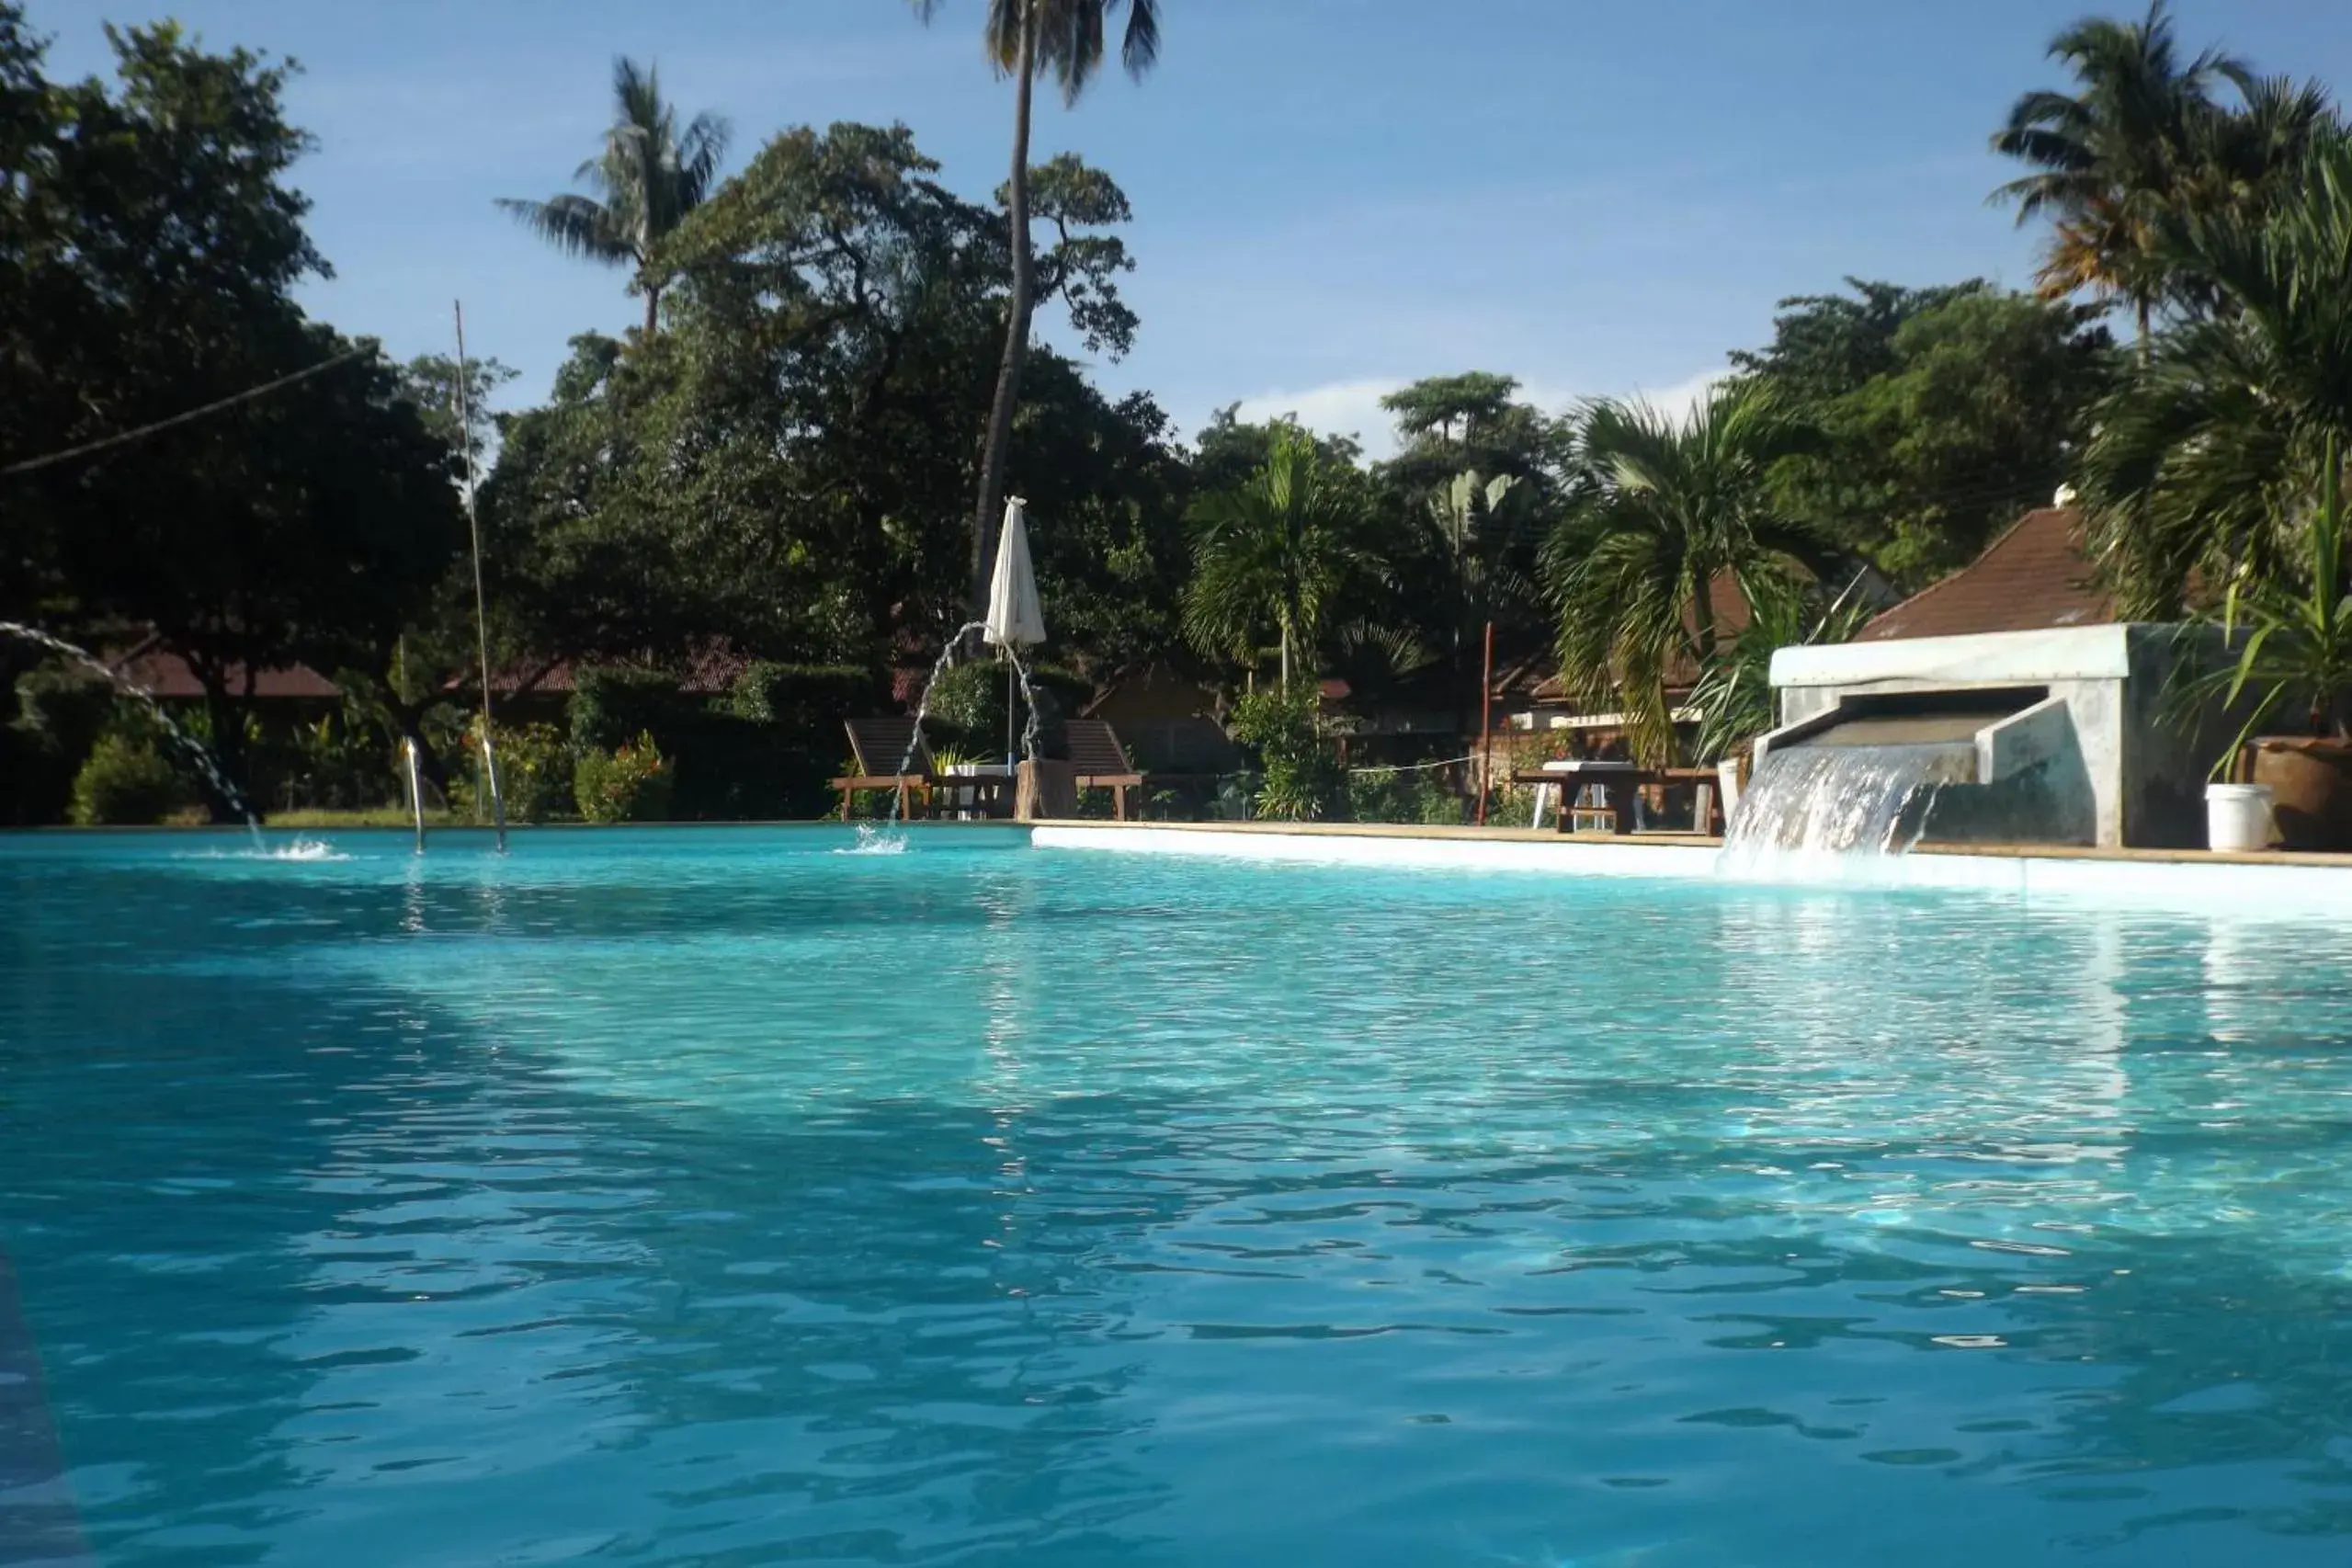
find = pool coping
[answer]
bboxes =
[1026,819,2352,911]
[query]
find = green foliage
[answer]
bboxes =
[573,732,674,823]
[469,722,572,824]
[1346,767,1465,826]
[569,667,685,753]
[2181,435,2352,767]
[495,57,730,335]
[1184,426,1380,687]
[1989,3,2333,328]
[920,659,1009,746]
[2079,129,2352,617]
[1734,279,2116,585]
[1543,382,1840,767]
[1229,685,1343,822]
[0,17,466,808]
[68,733,184,825]
[1687,579,1877,765]
[3,665,110,824]
[729,663,874,728]
[281,710,395,812]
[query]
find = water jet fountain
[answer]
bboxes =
[1,620,263,842]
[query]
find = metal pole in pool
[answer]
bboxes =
[404,738,426,854]
[454,300,507,853]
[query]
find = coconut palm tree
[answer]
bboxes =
[1991,3,2249,343]
[1541,384,1838,767]
[1183,426,1374,690]
[910,0,1161,619]
[2078,128,2352,618]
[497,58,729,339]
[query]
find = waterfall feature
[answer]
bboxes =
[1721,742,1976,864]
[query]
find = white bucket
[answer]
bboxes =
[1716,758,1744,829]
[2205,782,2276,853]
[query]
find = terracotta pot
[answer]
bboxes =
[2247,735,2352,850]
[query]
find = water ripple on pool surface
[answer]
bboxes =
[3,826,2350,1566]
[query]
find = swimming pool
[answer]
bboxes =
[3,826,2348,1565]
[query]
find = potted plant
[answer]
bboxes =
[2199,436,2352,850]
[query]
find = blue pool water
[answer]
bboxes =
[2,826,2349,1567]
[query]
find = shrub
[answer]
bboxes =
[729,663,875,729]
[68,733,185,825]
[1346,767,1465,825]
[574,732,674,824]
[920,658,1006,752]
[1229,686,1344,822]
[281,711,399,812]
[464,721,572,824]
[570,667,685,753]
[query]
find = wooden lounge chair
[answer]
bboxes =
[1063,719,1147,821]
[831,717,934,821]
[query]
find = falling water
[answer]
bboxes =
[1,620,263,843]
[885,622,1046,827]
[1719,742,1975,873]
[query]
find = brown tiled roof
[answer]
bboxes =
[113,649,340,700]
[1858,508,2110,642]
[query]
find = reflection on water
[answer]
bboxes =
[2,830,2350,1567]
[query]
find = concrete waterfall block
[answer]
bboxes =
[1017,760,1078,822]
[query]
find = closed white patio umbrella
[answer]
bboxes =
[983,496,1045,764]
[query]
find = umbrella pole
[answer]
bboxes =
[1005,654,1017,767]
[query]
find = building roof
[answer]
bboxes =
[1858,507,2110,642]
[113,648,341,700]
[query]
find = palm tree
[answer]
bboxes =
[1991,3,2249,343]
[1541,384,1837,767]
[2078,128,2352,618]
[911,0,1161,619]
[497,58,729,339]
[1183,427,1374,690]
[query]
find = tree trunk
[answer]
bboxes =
[969,6,1040,623]
[1279,625,1291,692]
[643,283,661,340]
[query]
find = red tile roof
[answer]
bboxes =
[1858,508,2111,642]
[113,649,340,700]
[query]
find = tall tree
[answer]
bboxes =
[1542,385,1838,766]
[1989,3,2308,343]
[2078,127,2352,618]
[1735,279,2117,586]
[910,0,1162,620]
[497,57,728,338]
[0,13,464,811]
[1184,426,1376,689]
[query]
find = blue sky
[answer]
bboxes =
[32,0,2352,456]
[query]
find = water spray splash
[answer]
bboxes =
[1,620,262,843]
[884,621,1046,828]
[835,824,910,856]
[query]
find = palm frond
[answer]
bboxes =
[494,194,633,267]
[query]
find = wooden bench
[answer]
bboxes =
[831,717,934,821]
[1063,719,1148,821]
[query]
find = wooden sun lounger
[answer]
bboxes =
[832,717,934,820]
[1064,719,1147,821]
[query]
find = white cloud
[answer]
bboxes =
[1619,367,1728,424]
[1230,378,1410,458]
